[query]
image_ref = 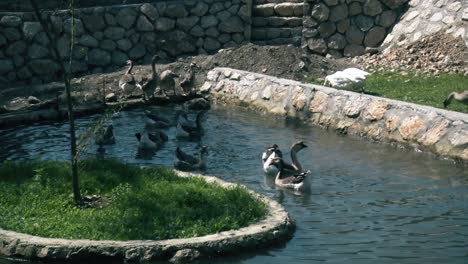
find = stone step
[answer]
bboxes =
[251,26,302,41]
[253,37,301,46]
[252,3,304,17]
[252,16,302,27]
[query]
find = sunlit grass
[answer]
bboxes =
[0,159,267,240]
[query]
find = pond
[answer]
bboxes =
[0,105,467,264]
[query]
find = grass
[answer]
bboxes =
[0,159,267,240]
[309,72,468,113]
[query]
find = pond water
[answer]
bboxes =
[0,106,467,264]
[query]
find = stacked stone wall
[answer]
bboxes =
[303,0,408,58]
[0,0,251,86]
[251,0,304,45]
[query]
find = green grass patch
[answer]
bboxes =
[0,159,267,240]
[308,72,467,113]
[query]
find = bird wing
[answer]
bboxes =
[175,147,197,164]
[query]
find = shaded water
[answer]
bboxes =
[0,106,467,264]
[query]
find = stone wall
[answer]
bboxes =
[0,0,251,86]
[303,0,409,58]
[201,67,468,162]
[251,0,304,45]
[381,0,468,54]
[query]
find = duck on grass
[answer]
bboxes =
[0,159,267,240]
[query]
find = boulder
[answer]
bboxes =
[274,3,295,17]
[378,10,397,28]
[78,34,99,47]
[140,3,159,21]
[363,26,386,47]
[165,4,188,18]
[111,50,128,66]
[27,43,49,59]
[5,41,27,56]
[363,0,383,16]
[336,19,350,33]
[104,27,125,40]
[100,39,116,51]
[63,18,84,36]
[204,37,221,51]
[22,22,42,40]
[318,21,336,38]
[129,43,146,59]
[201,15,218,28]
[346,25,364,44]
[311,3,330,22]
[117,8,137,29]
[191,2,209,16]
[381,0,408,9]
[0,16,22,27]
[219,16,244,33]
[348,2,362,16]
[28,59,60,75]
[117,39,132,51]
[50,15,63,34]
[0,34,6,47]
[343,44,365,57]
[327,33,346,50]
[209,2,225,14]
[88,49,111,66]
[81,13,106,32]
[4,28,21,41]
[354,15,374,31]
[105,13,117,26]
[307,38,328,54]
[17,66,32,79]
[0,60,14,74]
[329,4,348,22]
[155,18,175,31]
[177,16,199,31]
[137,15,154,31]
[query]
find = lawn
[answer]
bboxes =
[0,159,267,240]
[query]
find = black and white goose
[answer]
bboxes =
[270,157,311,193]
[180,62,197,96]
[119,60,142,98]
[174,145,208,171]
[262,144,283,174]
[263,141,307,175]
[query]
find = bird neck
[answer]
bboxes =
[151,59,157,79]
[126,62,133,75]
[290,145,302,171]
[197,150,206,166]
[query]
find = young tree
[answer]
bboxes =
[29,0,83,205]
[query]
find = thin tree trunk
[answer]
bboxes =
[30,0,83,205]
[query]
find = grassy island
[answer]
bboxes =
[0,160,267,240]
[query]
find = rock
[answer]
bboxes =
[100,39,116,51]
[329,4,348,22]
[201,15,218,28]
[0,34,6,47]
[348,2,362,16]
[327,33,346,50]
[378,10,397,27]
[205,27,219,37]
[336,19,350,33]
[28,59,59,75]
[238,5,250,22]
[217,11,232,22]
[56,36,70,59]
[346,25,364,45]
[303,17,319,28]
[184,98,211,110]
[81,13,106,32]
[117,39,132,51]
[140,3,159,20]
[137,15,154,31]
[6,41,27,56]
[309,91,329,113]
[398,116,425,140]
[155,17,175,31]
[324,0,339,6]
[22,22,42,40]
[78,34,99,47]
[363,0,383,16]
[165,4,188,18]
[363,101,388,121]
[129,43,146,59]
[63,18,84,36]
[354,15,374,32]
[219,16,244,33]
[381,0,409,9]
[253,4,275,17]
[307,38,328,54]
[27,43,49,59]
[274,3,295,17]
[311,3,330,22]
[27,96,41,105]
[418,119,450,146]
[0,16,22,27]
[204,37,221,51]
[4,27,21,41]
[105,13,117,26]
[191,2,209,16]
[13,55,24,67]
[177,16,199,31]
[364,26,386,47]
[105,93,117,102]
[50,15,63,34]
[190,25,204,37]
[117,8,137,29]
[303,28,319,38]
[0,60,14,74]
[463,8,468,21]
[209,2,225,14]
[343,44,365,57]
[34,32,50,46]
[88,49,111,66]
[318,21,336,38]
[17,66,32,79]
[169,249,201,263]
[111,50,128,66]
[104,27,125,40]
[219,33,231,43]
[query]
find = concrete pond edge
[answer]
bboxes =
[202,67,468,163]
[0,171,295,263]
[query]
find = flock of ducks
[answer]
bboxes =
[94,108,208,172]
[118,56,197,101]
[262,141,310,193]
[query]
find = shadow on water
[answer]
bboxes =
[0,105,467,264]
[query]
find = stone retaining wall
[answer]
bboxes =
[0,0,251,86]
[201,67,468,162]
[303,0,409,58]
[0,171,295,263]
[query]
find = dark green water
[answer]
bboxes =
[1,106,467,263]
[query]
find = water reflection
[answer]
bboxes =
[0,105,467,264]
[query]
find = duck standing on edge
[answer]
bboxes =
[159,69,179,97]
[180,62,197,96]
[141,55,160,101]
[119,60,142,98]
[174,145,208,171]
[270,157,311,193]
[443,90,468,108]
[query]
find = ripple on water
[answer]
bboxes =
[0,105,467,264]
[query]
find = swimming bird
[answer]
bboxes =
[144,109,171,129]
[270,157,311,193]
[119,60,142,97]
[443,90,468,108]
[263,141,307,175]
[159,69,179,97]
[135,132,161,151]
[262,144,283,174]
[180,62,197,96]
[141,55,160,101]
[95,124,115,146]
[175,110,206,140]
[174,145,208,171]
